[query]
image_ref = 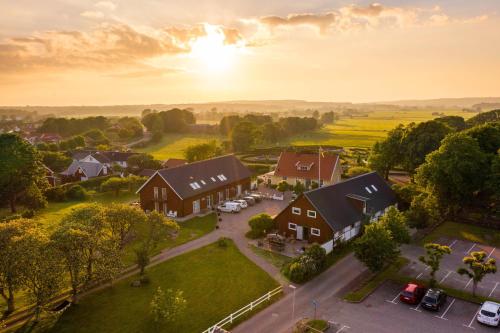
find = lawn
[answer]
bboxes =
[137,133,222,160]
[285,109,473,148]
[420,221,500,247]
[250,245,293,269]
[42,240,279,333]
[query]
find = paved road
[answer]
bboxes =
[233,254,369,333]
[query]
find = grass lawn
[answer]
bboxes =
[41,240,279,333]
[137,133,222,160]
[250,245,293,269]
[420,221,500,247]
[285,109,473,148]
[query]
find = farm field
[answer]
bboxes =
[41,240,279,333]
[286,109,474,148]
[137,133,222,160]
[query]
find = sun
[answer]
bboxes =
[190,25,241,73]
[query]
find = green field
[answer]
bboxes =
[286,109,473,148]
[41,240,279,333]
[137,133,222,160]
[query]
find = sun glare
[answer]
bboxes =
[190,25,241,73]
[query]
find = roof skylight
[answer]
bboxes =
[365,186,372,194]
[371,185,378,192]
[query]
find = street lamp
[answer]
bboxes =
[289,284,297,324]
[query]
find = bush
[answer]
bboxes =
[245,163,271,175]
[21,210,35,218]
[45,186,67,202]
[347,166,371,178]
[217,237,229,248]
[247,213,275,239]
[66,185,89,201]
[282,244,327,283]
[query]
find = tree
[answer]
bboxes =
[347,166,370,178]
[0,219,33,313]
[127,154,162,171]
[464,122,500,155]
[405,192,440,229]
[150,287,187,323]
[465,109,500,127]
[380,206,410,244]
[293,181,306,194]
[354,223,399,272]
[320,111,335,124]
[0,133,48,212]
[401,120,452,176]
[368,125,405,180]
[134,212,179,275]
[40,151,72,172]
[247,213,275,239]
[184,141,221,162]
[219,115,242,136]
[419,243,452,287]
[259,122,282,144]
[457,251,497,296]
[416,133,488,212]
[231,121,256,152]
[101,177,128,196]
[105,204,147,249]
[276,180,290,193]
[20,227,64,322]
[435,115,466,131]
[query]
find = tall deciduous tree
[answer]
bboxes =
[0,133,48,212]
[231,121,256,152]
[380,206,410,244]
[101,177,128,196]
[419,243,452,287]
[105,204,147,250]
[150,287,187,323]
[354,223,399,272]
[457,251,497,296]
[368,125,405,180]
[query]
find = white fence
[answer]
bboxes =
[201,286,283,333]
[321,239,334,254]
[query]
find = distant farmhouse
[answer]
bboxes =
[60,150,137,182]
[274,172,397,245]
[137,155,252,218]
[264,151,342,189]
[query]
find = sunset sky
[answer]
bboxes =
[1,0,499,105]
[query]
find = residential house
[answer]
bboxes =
[264,151,341,189]
[44,165,58,186]
[60,160,108,182]
[274,172,397,245]
[137,155,252,218]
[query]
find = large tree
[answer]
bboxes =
[368,125,405,180]
[419,243,452,287]
[416,132,488,212]
[231,121,256,152]
[457,251,497,296]
[184,141,221,162]
[380,206,410,244]
[354,223,399,272]
[0,134,48,212]
[105,203,147,250]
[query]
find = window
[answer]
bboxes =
[288,223,297,230]
[201,180,206,185]
[161,188,167,200]
[292,207,301,215]
[190,182,201,190]
[282,176,287,181]
[365,186,372,194]
[153,187,159,199]
[299,165,308,171]
[211,177,217,182]
[371,185,378,192]
[311,228,320,236]
[217,175,224,181]
[307,210,317,218]
[154,201,159,211]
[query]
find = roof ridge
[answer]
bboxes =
[304,171,379,195]
[159,154,236,172]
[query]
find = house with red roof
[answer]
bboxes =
[264,151,342,189]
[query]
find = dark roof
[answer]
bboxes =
[139,169,157,177]
[100,151,137,162]
[162,158,188,169]
[153,155,251,199]
[72,150,137,163]
[303,172,397,231]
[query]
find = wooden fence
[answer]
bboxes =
[201,286,283,333]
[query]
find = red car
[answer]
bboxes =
[399,283,426,304]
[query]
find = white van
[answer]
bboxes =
[217,202,241,213]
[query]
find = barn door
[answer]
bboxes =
[296,226,304,240]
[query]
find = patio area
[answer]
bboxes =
[250,236,312,258]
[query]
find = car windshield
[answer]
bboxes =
[481,310,496,317]
[423,296,437,304]
[401,291,413,298]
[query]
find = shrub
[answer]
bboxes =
[247,213,275,239]
[21,210,35,218]
[277,181,291,193]
[347,166,371,178]
[282,244,327,283]
[217,237,229,248]
[45,186,67,202]
[66,185,88,201]
[246,163,271,175]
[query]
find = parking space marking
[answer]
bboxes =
[411,302,422,313]
[463,308,479,330]
[465,243,476,255]
[488,282,499,297]
[335,325,350,333]
[386,292,400,304]
[434,298,456,320]
[449,239,458,248]
[486,247,496,259]
[416,272,423,279]
[465,278,473,290]
[440,271,452,284]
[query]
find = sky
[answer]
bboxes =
[1,0,499,106]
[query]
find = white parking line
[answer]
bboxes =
[486,247,496,259]
[416,272,423,279]
[440,271,452,284]
[335,325,350,333]
[386,292,400,304]
[435,298,456,320]
[465,278,473,290]
[449,240,458,248]
[411,302,422,313]
[463,308,479,330]
[465,243,476,255]
[489,282,499,297]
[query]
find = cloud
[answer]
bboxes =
[95,1,117,11]
[81,11,105,19]
[0,23,245,75]
[260,13,337,34]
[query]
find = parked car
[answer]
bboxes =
[249,193,262,203]
[232,199,248,209]
[217,202,241,213]
[399,283,426,304]
[421,289,447,311]
[477,301,500,327]
[243,196,256,205]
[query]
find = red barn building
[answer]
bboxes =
[137,155,252,218]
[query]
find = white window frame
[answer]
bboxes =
[161,187,167,200]
[288,223,297,231]
[311,228,320,236]
[307,210,317,218]
[153,187,159,199]
[292,207,301,215]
